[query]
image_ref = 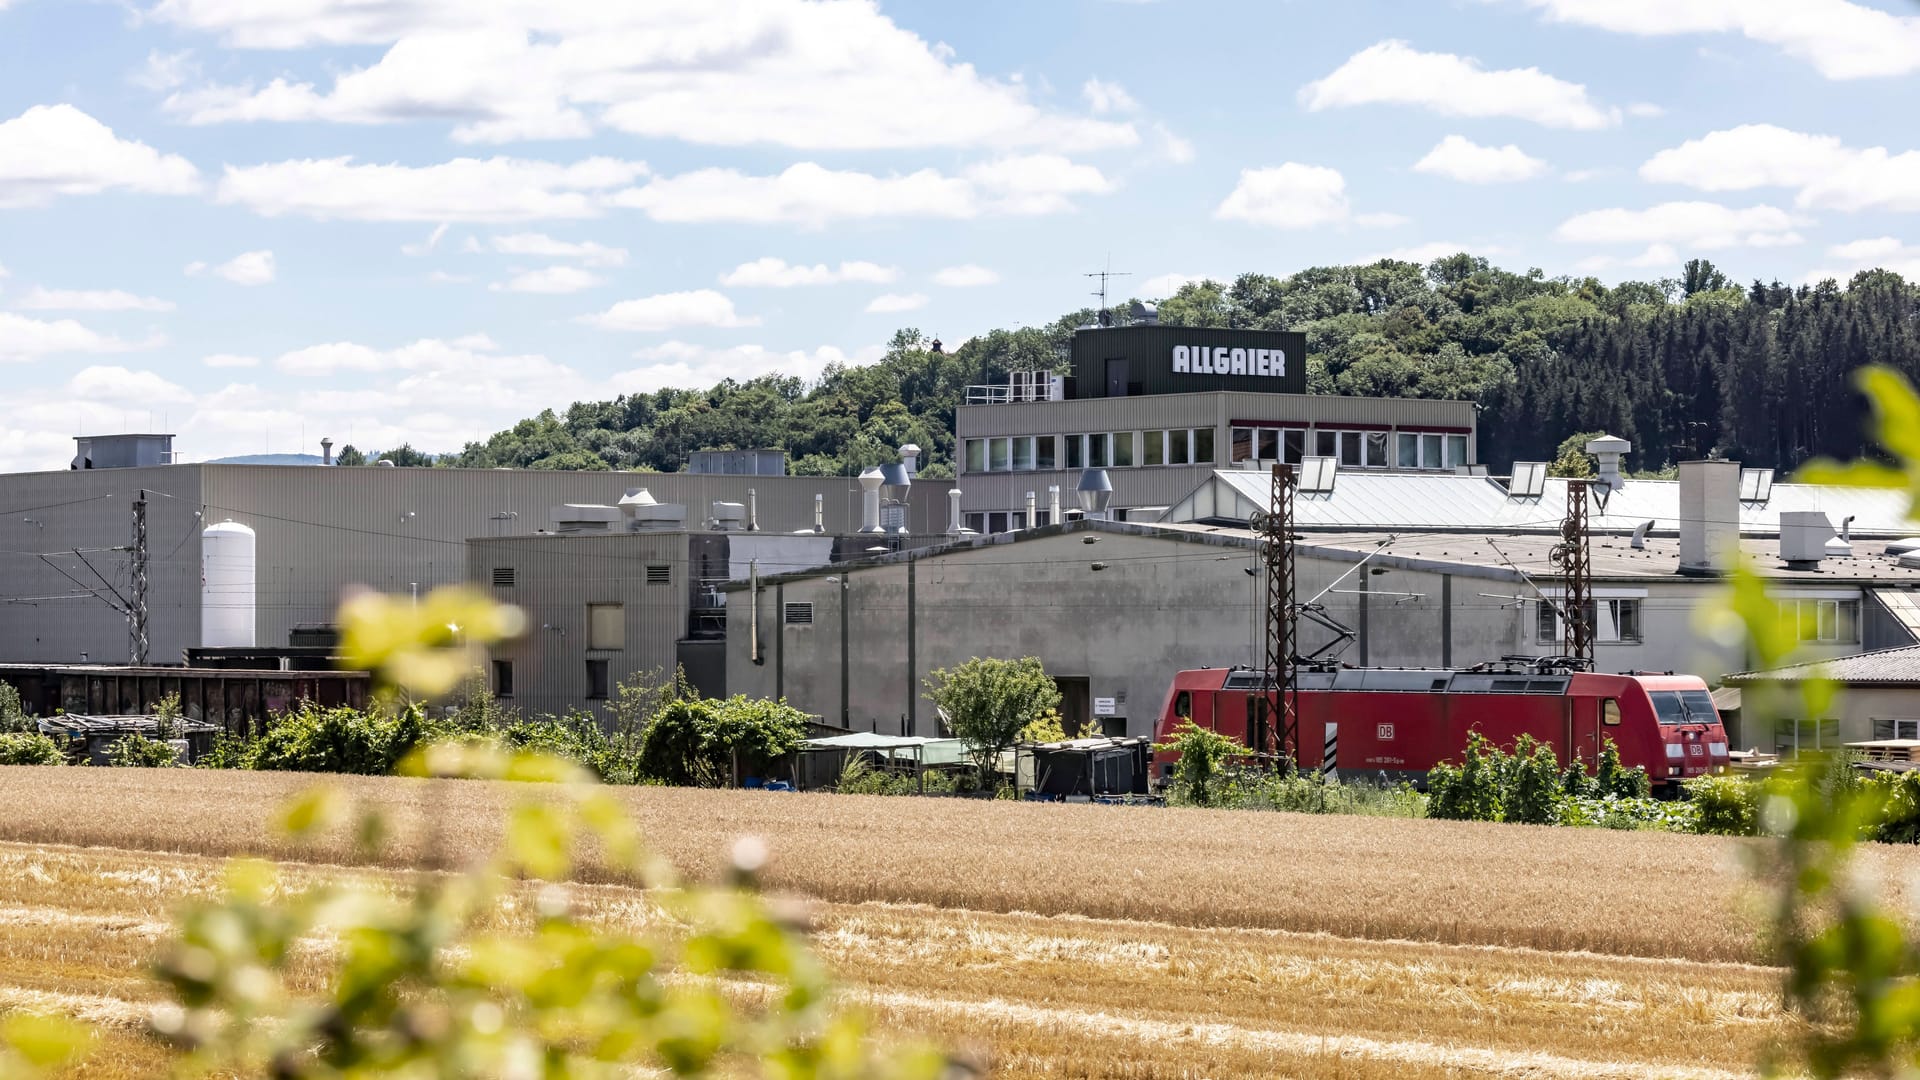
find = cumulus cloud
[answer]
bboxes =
[1082,78,1139,114]
[0,313,159,361]
[1413,135,1549,183]
[485,232,627,266]
[151,3,1138,151]
[1364,242,1514,265]
[932,264,1000,287]
[0,104,201,208]
[614,340,884,393]
[1554,202,1805,249]
[1641,125,1920,214]
[865,292,929,313]
[579,289,758,332]
[1496,0,1920,79]
[490,265,603,294]
[67,365,194,405]
[719,257,899,287]
[217,156,647,222]
[400,222,450,256]
[1215,164,1358,229]
[186,249,276,286]
[1299,40,1617,129]
[1803,237,1920,284]
[15,287,175,312]
[130,49,200,92]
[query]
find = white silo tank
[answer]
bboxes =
[201,520,257,648]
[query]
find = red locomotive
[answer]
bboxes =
[1152,663,1729,791]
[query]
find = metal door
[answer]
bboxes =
[1105,358,1129,397]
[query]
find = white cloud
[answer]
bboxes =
[131,49,200,92]
[186,249,276,286]
[1640,125,1920,214]
[1554,202,1805,249]
[1082,78,1139,114]
[217,156,646,222]
[612,156,1113,226]
[1364,242,1514,264]
[1413,135,1549,183]
[1215,164,1354,229]
[1138,272,1211,298]
[202,353,261,368]
[1153,123,1195,165]
[718,258,899,287]
[490,265,603,294]
[1299,40,1617,129]
[1804,237,1920,284]
[865,292,929,313]
[486,232,627,266]
[0,313,158,361]
[401,222,450,256]
[932,264,1000,288]
[1498,0,1920,79]
[152,4,1137,152]
[1562,168,1606,183]
[580,289,758,332]
[67,365,194,405]
[1572,243,1680,273]
[614,341,885,393]
[1626,102,1665,118]
[1829,237,1908,262]
[0,104,201,208]
[15,287,175,312]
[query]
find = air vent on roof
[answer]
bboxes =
[645,564,671,585]
[1739,468,1775,504]
[491,567,515,588]
[783,602,814,626]
[1298,456,1338,494]
[1509,462,1548,499]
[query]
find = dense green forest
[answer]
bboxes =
[344,254,1920,477]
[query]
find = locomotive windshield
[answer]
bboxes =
[1649,689,1720,725]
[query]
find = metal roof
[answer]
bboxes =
[36,714,221,735]
[1724,645,1920,687]
[1287,530,1920,583]
[1171,468,1920,538]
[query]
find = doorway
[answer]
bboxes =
[1055,676,1091,737]
[1105,358,1130,397]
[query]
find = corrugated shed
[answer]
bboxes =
[1725,644,1920,686]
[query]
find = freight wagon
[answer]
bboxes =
[1152,665,1729,791]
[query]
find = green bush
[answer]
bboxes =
[1594,738,1653,799]
[244,702,440,775]
[1554,794,1699,831]
[107,734,180,768]
[0,683,31,735]
[1154,720,1245,807]
[1685,774,1761,836]
[0,732,62,766]
[636,695,809,787]
[1223,769,1427,817]
[834,755,958,796]
[1427,732,1507,821]
[1506,734,1562,825]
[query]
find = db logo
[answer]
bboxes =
[1688,744,1704,757]
[1377,723,1395,740]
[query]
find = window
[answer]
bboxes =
[493,659,513,697]
[587,603,625,650]
[783,602,814,626]
[1012,436,1034,471]
[1602,698,1621,726]
[1537,596,1643,644]
[586,659,610,700]
[965,439,986,474]
[1035,435,1057,471]
[1424,433,1444,469]
[1143,429,1165,466]
[1066,434,1085,469]
[1259,429,1281,461]
[987,511,1011,534]
[965,512,986,534]
[1397,433,1420,469]
[1315,430,1338,458]
[1339,431,1363,467]
[1087,432,1109,468]
[1168,431,1191,466]
[1174,691,1192,720]
[1111,432,1134,468]
[1365,432,1389,468]
[1781,718,1841,755]
[1611,598,1641,642]
[1193,427,1214,464]
[645,564,671,585]
[1536,600,1559,643]
[1283,430,1306,464]
[490,567,515,588]
[989,437,1011,471]
[1448,434,1469,468]
[1232,427,1256,463]
[1779,598,1862,643]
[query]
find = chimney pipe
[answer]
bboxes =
[1585,434,1630,494]
[1025,491,1037,531]
[320,437,334,466]
[900,443,921,477]
[747,488,760,532]
[858,467,885,534]
[813,493,824,534]
[948,489,965,535]
[1048,485,1062,525]
[1678,459,1740,576]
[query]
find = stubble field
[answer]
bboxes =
[0,766,1884,1077]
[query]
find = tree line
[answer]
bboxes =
[340,255,1920,477]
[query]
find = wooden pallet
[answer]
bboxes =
[1845,740,1920,763]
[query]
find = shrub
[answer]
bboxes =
[1685,774,1761,836]
[0,733,62,766]
[1594,738,1653,799]
[0,683,31,734]
[244,702,439,775]
[1867,770,1920,844]
[1427,732,1506,822]
[1506,735,1562,825]
[1554,794,1699,832]
[107,734,180,768]
[636,695,810,787]
[926,656,1062,785]
[1154,720,1244,807]
[1227,770,1427,817]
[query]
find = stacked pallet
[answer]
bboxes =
[1845,740,1920,763]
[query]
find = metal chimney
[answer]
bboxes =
[948,489,965,535]
[1586,434,1630,493]
[1076,468,1114,521]
[747,488,760,532]
[1025,491,1037,530]
[1048,485,1062,525]
[813,493,825,534]
[320,437,334,466]
[900,443,921,477]
[1678,459,1739,576]
[858,467,885,534]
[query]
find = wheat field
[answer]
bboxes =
[0,766,1876,1076]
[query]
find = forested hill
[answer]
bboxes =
[421,255,1920,479]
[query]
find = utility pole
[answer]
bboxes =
[1555,480,1593,667]
[1084,262,1131,325]
[1262,464,1298,769]
[131,489,150,665]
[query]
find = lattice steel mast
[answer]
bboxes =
[1263,464,1299,768]
[1554,479,1593,667]
[130,489,149,665]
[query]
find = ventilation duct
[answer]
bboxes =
[1076,468,1113,521]
[1780,511,1838,569]
[858,467,885,534]
[619,488,686,531]
[710,501,747,532]
[747,488,760,532]
[1025,491,1038,530]
[1048,485,1062,525]
[1630,520,1656,550]
[1678,460,1740,576]
[551,504,619,533]
[1586,434,1630,493]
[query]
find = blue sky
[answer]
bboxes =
[0,0,1916,471]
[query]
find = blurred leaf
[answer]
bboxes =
[506,803,573,880]
[0,1013,90,1071]
[274,785,345,840]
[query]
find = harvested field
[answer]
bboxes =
[0,766,1876,1076]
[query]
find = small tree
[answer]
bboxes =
[926,657,1061,789]
[1547,431,1604,479]
[1505,734,1561,825]
[0,683,30,734]
[635,695,808,787]
[1153,720,1243,807]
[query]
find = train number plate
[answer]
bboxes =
[1377,723,1395,741]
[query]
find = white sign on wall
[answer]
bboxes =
[1093,697,1117,716]
[1172,345,1287,378]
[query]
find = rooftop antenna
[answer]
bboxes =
[1085,256,1130,327]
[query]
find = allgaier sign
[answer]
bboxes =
[1172,344,1287,379]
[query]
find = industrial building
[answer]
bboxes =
[1724,646,1920,755]
[954,323,1478,530]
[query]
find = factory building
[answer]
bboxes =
[954,324,1478,530]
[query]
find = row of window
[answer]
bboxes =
[963,429,1217,474]
[1535,597,1863,646]
[1779,598,1862,643]
[493,657,612,699]
[1230,428,1470,471]
[492,566,673,589]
